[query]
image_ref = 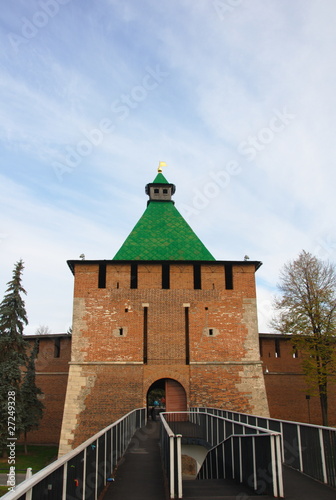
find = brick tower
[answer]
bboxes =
[59,165,269,455]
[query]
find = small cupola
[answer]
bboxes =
[145,162,176,205]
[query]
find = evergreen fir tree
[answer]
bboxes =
[0,260,29,455]
[21,340,44,454]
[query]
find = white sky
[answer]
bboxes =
[1,0,336,334]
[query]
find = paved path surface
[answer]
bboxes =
[182,467,336,499]
[280,466,336,500]
[101,422,336,500]
[182,477,274,499]
[102,421,167,500]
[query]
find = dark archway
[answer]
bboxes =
[147,379,165,407]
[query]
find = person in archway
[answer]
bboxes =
[152,399,159,420]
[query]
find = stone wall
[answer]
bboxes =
[21,335,71,445]
[260,334,336,426]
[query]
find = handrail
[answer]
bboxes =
[195,406,336,431]
[2,407,146,500]
[159,412,182,499]
[160,411,175,437]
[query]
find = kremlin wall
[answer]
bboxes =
[24,331,336,446]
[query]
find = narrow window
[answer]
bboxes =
[224,264,233,290]
[193,264,201,289]
[130,263,138,289]
[162,264,170,289]
[185,306,190,365]
[54,338,61,358]
[275,338,281,358]
[143,306,148,364]
[204,327,219,337]
[98,263,106,289]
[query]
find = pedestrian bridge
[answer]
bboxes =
[2,408,336,499]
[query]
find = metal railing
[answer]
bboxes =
[3,406,334,499]
[189,410,283,497]
[160,410,284,498]
[159,412,182,499]
[2,408,146,500]
[197,429,283,497]
[192,407,336,489]
[199,433,283,496]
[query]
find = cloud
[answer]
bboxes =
[0,0,335,334]
[0,175,123,333]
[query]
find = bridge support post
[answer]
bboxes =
[319,428,328,484]
[275,434,284,498]
[83,447,87,499]
[25,469,32,500]
[176,434,183,498]
[169,435,175,498]
[62,463,67,500]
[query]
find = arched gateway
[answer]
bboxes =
[147,378,187,415]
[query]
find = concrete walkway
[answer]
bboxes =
[102,421,167,500]
[281,466,336,500]
[102,423,336,500]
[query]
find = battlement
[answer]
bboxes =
[68,259,261,293]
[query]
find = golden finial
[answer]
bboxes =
[158,161,167,173]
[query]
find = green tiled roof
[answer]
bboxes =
[152,173,168,184]
[113,201,215,261]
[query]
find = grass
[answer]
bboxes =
[0,445,58,497]
[0,445,58,473]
